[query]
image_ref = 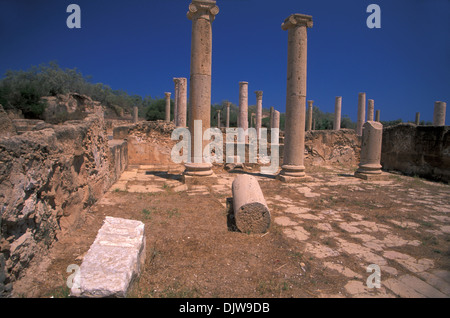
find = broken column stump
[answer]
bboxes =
[232,174,271,234]
[70,216,146,298]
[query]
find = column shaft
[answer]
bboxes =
[334,96,342,130]
[280,14,313,180]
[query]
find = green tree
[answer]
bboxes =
[145,98,173,121]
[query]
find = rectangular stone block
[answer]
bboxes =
[70,216,146,298]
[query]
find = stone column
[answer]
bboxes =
[232,174,271,234]
[375,110,380,122]
[217,109,221,128]
[255,91,263,138]
[238,81,249,143]
[278,14,313,182]
[183,0,219,179]
[273,110,280,129]
[133,106,138,124]
[226,102,230,128]
[334,96,342,130]
[356,92,366,136]
[415,112,420,125]
[355,121,384,180]
[367,99,374,121]
[176,78,187,127]
[173,78,179,124]
[306,100,313,131]
[164,92,171,122]
[433,101,447,126]
[269,106,274,129]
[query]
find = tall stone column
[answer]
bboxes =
[375,110,380,122]
[255,91,263,138]
[415,112,420,125]
[367,99,374,121]
[355,121,385,180]
[356,92,366,136]
[173,78,180,124]
[176,78,187,127]
[217,109,221,128]
[133,106,138,124]
[334,96,342,130]
[306,100,313,131]
[164,92,171,122]
[269,106,274,129]
[183,0,219,179]
[238,81,249,143]
[433,101,447,126]
[278,13,313,182]
[226,102,230,128]
[273,110,280,129]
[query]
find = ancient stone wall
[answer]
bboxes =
[112,121,176,166]
[0,114,127,296]
[381,123,450,183]
[304,129,361,166]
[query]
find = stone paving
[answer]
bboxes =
[109,164,450,298]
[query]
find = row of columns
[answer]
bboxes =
[169,0,446,184]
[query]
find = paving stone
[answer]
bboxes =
[417,271,450,296]
[305,241,340,258]
[70,217,146,298]
[274,216,298,226]
[429,270,450,284]
[383,278,426,298]
[323,262,362,279]
[284,206,311,214]
[344,280,392,298]
[283,226,309,241]
[383,251,434,273]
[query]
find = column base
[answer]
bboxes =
[182,162,217,185]
[276,174,314,183]
[277,165,312,182]
[354,171,389,181]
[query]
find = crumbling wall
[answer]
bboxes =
[0,114,127,296]
[112,121,176,166]
[381,123,450,183]
[304,129,361,166]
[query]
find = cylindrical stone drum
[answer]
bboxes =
[232,174,271,233]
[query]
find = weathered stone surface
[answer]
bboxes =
[232,174,271,233]
[41,93,103,123]
[334,97,342,130]
[303,129,360,166]
[0,104,16,137]
[356,93,366,136]
[381,123,450,183]
[279,13,312,181]
[184,0,218,177]
[433,101,446,126]
[355,121,383,178]
[70,216,146,298]
[0,113,127,297]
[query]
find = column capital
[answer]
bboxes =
[281,14,313,31]
[254,91,263,99]
[165,92,171,98]
[308,100,314,106]
[226,101,231,107]
[187,0,219,22]
[239,81,248,87]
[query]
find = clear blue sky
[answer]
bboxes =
[1,0,449,123]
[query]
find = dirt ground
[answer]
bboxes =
[11,162,450,298]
